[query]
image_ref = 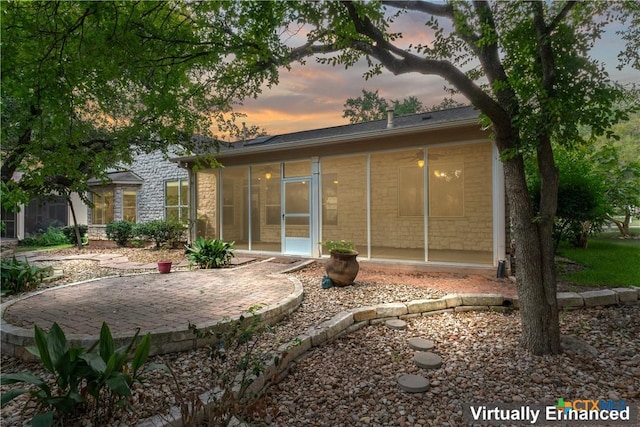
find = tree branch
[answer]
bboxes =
[381,0,453,18]
[548,1,577,33]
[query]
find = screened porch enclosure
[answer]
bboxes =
[194,141,495,264]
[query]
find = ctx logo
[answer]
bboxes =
[556,398,600,413]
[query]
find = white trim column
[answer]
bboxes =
[492,143,506,267]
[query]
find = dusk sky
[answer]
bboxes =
[235,12,639,136]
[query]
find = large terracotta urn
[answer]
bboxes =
[325,251,359,286]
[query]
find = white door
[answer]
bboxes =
[282,178,312,256]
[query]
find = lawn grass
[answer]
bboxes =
[13,243,74,252]
[557,235,640,287]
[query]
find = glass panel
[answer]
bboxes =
[1,209,16,238]
[91,191,113,226]
[166,207,179,222]
[370,150,424,260]
[285,181,309,215]
[320,156,367,255]
[221,167,249,249]
[123,191,137,222]
[196,170,218,239]
[250,164,281,252]
[428,142,493,264]
[284,160,310,178]
[285,216,309,237]
[180,181,189,205]
[165,181,179,206]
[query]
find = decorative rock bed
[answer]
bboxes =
[138,287,639,426]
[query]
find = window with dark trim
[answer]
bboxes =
[92,190,114,225]
[165,180,189,223]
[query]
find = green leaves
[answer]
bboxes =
[1,321,157,425]
[185,237,235,268]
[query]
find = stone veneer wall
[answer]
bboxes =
[131,150,189,223]
[196,170,217,239]
[370,150,425,250]
[88,150,188,239]
[320,155,368,248]
[428,142,493,252]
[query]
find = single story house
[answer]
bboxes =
[1,150,189,242]
[174,106,508,268]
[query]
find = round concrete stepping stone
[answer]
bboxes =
[414,351,442,369]
[408,337,435,351]
[397,374,429,393]
[385,319,407,330]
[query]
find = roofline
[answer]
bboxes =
[173,116,481,164]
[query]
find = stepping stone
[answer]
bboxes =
[408,337,435,351]
[397,374,429,393]
[414,351,442,369]
[385,319,407,330]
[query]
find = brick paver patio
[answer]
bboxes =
[3,261,299,337]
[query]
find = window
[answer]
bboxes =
[123,190,137,222]
[92,190,114,225]
[1,209,17,238]
[165,180,189,223]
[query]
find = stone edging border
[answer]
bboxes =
[137,286,640,426]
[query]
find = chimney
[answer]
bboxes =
[386,108,394,129]
[242,122,248,142]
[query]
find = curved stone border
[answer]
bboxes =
[138,286,639,426]
[1,271,305,360]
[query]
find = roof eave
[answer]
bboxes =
[173,116,481,164]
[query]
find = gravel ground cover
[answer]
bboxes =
[1,248,638,426]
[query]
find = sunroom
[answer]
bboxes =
[177,106,506,267]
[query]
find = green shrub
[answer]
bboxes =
[105,221,136,247]
[0,256,46,293]
[136,219,185,249]
[62,224,88,245]
[0,322,159,426]
[185,237,235,268]
[20,227,69,247]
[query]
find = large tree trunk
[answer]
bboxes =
[502,152,561,355]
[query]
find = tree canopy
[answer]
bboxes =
[342,89,466,123]
[1,1,292,207]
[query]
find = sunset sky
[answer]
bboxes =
[234,12,638,136]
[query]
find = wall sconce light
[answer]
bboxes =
[265,167,273,180]
[417,159,425,168]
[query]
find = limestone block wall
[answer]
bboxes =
[196,170,217,239]
[428,142,493,252]
[320,155,368,248]
[370,150,425,249]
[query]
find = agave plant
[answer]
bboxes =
[185,237,235,269]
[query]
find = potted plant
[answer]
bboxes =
[157,260,172,274]
[321,240,359,286]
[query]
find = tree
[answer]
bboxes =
[343,89,426,123]
[343,89,392,123]
[594,145,640,237]
[283,1,638,354]
[1,1,293,211]
[529,148,609,250]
